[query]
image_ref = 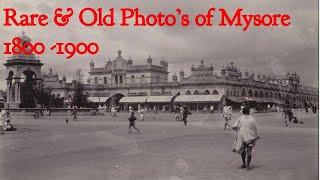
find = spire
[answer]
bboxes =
[90,59,95,67]
[147,55,152,64]
[117,49,122,57]
[127,56,133,65]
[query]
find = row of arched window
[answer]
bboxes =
[91,75,147,85]
[185,89,219,95]
[228,88,318,102]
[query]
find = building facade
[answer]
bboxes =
[81,50,318,108]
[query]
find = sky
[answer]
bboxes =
[0,0,318,90]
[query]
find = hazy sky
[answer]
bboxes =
[0,0,318,90]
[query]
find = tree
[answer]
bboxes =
[72,82,88,107]
[20,79,37,108]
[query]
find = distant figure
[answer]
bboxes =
[2,109,16,131]
[181,105,191,126]
[65,118,69,124]
[45,107,51,116]
[111,105,117,117]
[175,106,181,121]
[0,109,6,133]
[282,106,289,127]
[240,104,245,114]
[138,107,145,121]
[103,104,107,115]
[153,106,158,119]
[305,105,309,113]
[128,111,140,134]
[203,106,208,112]
[223,106,232,129]
[72,106,78,121]
[312,104,317,114]
[232,106,259,170]
[209,105,214,113]
[287,108,294,124]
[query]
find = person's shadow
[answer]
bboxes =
[237,165,262,170]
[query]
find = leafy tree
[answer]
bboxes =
[72,82,88,107]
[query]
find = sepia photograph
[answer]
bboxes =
[0,0,318,180]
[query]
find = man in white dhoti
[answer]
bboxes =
[232,106,259,170]
[223,105,232,129]
[0,110,6,132]
[138,107,145,121]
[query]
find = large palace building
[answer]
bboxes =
[4,33,319,110]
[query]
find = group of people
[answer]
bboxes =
[0,109,16,132]
[13,102,320,171]
[127,105,193,133]
[305,104,318,114]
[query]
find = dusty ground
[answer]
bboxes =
[0,110,318,180]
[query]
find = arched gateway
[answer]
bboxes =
[4,32,43,108]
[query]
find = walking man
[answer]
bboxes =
[153,106,158,119]
[138,107,145,121]
[181,105,191,126]
[223,105,232,129]
[232,106,259,170]
[128,110,140,134]
[72,106,78,121]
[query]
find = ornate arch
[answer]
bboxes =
[241,88,246,96]
[248,89,253,97]
[259,90,264,98]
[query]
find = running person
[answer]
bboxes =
[232,106,259,170]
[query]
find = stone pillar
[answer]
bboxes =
[9,82,13,103]
[14,81,18,103]
[6,80,10,103]
[16,79,21,103]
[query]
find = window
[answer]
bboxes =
[115,76,118,84]
[194,90,199,95]
[248,89,253,97]
[141,75,146,84]
[94,77,98,85]
[241,89,246,96]
[131,75,135,84]
[104,77,107,84]
[204,90,210,95]
[213,90,219,95]
[186,90,191,95]
[119,76,123,84]
[260,91,264,98]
